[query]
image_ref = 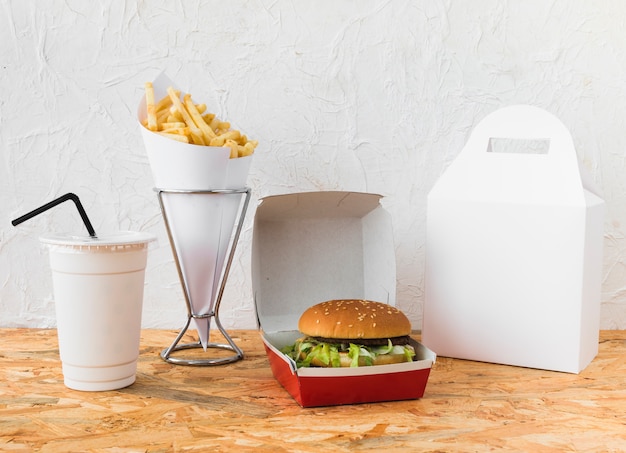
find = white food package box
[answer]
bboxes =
[422,105,605,374]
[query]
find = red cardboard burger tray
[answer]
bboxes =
[262,331,435,407]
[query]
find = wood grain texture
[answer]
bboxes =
[1,329,625,452]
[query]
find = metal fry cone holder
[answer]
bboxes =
[155,187,251,366]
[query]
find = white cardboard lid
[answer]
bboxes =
[252,191,396,333]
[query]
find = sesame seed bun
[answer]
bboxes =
[297,299,411,340]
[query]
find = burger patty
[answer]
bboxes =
[310,335,412,347]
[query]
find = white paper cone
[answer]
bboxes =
[141,128,231,190]
[207,155,254,305]
[138,72,253,350]
[161,192,223,349]
[225,154,254,190]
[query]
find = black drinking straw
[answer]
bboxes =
[11,193,97,238]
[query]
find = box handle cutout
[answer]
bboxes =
[487,138,550,155]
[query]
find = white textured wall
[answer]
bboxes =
[2,0,626,331]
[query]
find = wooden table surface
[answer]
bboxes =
[1,328,625,452]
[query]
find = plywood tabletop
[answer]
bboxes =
[1,328,625,452]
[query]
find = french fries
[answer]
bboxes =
[142,82,257,158]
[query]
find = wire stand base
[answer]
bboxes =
[159,314,244,366]
[155,187,251,366]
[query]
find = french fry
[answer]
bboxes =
[224,139,239,159]
[168,106,184,123]
[166,87,206,145]
[239,145,254,158]
[184,94,216,142]
[208,117,221,132]
[161,122,186,130]
[145,82,158,132]
[190,129,206,145]
[244,141,257,153]
[162,127,190,136]
[157,108,171,125]
[156,91,176,112]
[156,132,189,143]
[209,130,240,147]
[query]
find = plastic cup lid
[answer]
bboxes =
[40,231,156,247]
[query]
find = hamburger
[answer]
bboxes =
[281,299,416,368]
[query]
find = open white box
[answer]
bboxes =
[252,191,436,407]
[423,105,605,374]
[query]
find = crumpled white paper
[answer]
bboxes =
[138,72,252,350]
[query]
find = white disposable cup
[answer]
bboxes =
[40,231,155,391]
